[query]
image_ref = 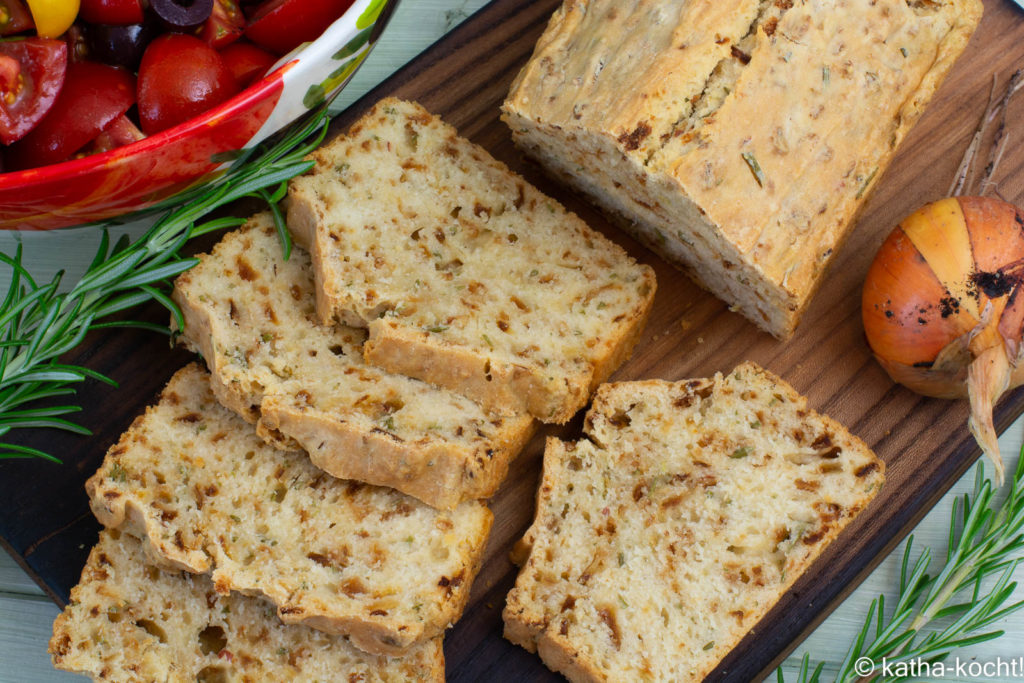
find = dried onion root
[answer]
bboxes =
[862,197,1024,483]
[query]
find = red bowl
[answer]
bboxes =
[0,0,396,230]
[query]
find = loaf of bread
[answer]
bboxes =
[50,529,445,682]
[287,98,656,423]
[504,362,885,682]
[503,0,982,339]
[87,363,491,656]
[172,214,535,510]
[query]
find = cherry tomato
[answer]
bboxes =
[63,22,88,61]
[80,112,143,154]
[219,40,275,87]
[0,0,34,35]
[200,0,244,49]
[244,0,353,56]
[5,60,134,167]
[78,0,143,25]
[0,38,66,145]
[25,0,78,38]
[137,33,239,135]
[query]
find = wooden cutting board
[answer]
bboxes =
[4,0,1024,680]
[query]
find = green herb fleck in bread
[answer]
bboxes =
[172,215,535,510]
[504,362,885,682]
[87,363,491,656]
[50,529,445,682]
[287,98,656,424]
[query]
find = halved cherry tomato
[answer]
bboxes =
[137,33,239,135]
[78,0,143,25]
[200,0,244,49]
[0,38,66,145]
[5,60,134,167]
[219,40,275,87]
[0,0,34,35]
[79,112,143,154]
[25,0,78,38]
[244,0,353,56]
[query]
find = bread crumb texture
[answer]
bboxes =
[287,98,656,423]
[503,0,982,338]
[504,362,885,682]
[172,215,535,509]
[86,364,492,656]
[50,530,445,682]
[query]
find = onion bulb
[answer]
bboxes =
[862,196,1024,484]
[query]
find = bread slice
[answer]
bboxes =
[287,98,656,424]
[172,214,535,510]
[51,529,445,682]
[503,0,981,338]
[503,362,885,682]
[86,363,491,656]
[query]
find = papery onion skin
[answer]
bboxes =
[862,196,1024,484]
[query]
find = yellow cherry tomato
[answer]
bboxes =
[26,0,80,38]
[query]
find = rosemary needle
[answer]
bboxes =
[778,452,1024,683]
[0,108,330,462]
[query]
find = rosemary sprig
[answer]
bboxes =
[778,453,1024,683]
[0,108,330,462]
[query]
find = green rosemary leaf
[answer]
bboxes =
[259,186,292,261]
[931,601,974,620]
[88,320,172,335]
[0,245,26,313]
[0,245,37,293]
[74,250,147,291]
[939,630,1005,650]
[266,181,289,205]
[48,363,116,386]
[117,258,200,291]
[190,216,248,238]
[44,313,94,361]
[6,386,75,403]
[87,230,112,273]
[0,416,91,433]
[228,160,314,200]
[138,285,185,333]
[0,442,62,462]
[4,368,85,384]
[0,281,59,331]
[0,405,83,419]
[21,297,61,362]
[92,291,154,319]
[110,233,132,256]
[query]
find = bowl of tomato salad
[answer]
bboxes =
[0,0,397,230]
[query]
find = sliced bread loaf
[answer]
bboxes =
[172,214,535,510]
[86,363,492,656]
[504,362,885,682]
[51,529,445,682]
[503,0,981,338]
[287,98,656,424]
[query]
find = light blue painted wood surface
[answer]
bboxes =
[2,1,1024,680]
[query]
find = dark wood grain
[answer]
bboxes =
[4,0,1024,680]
